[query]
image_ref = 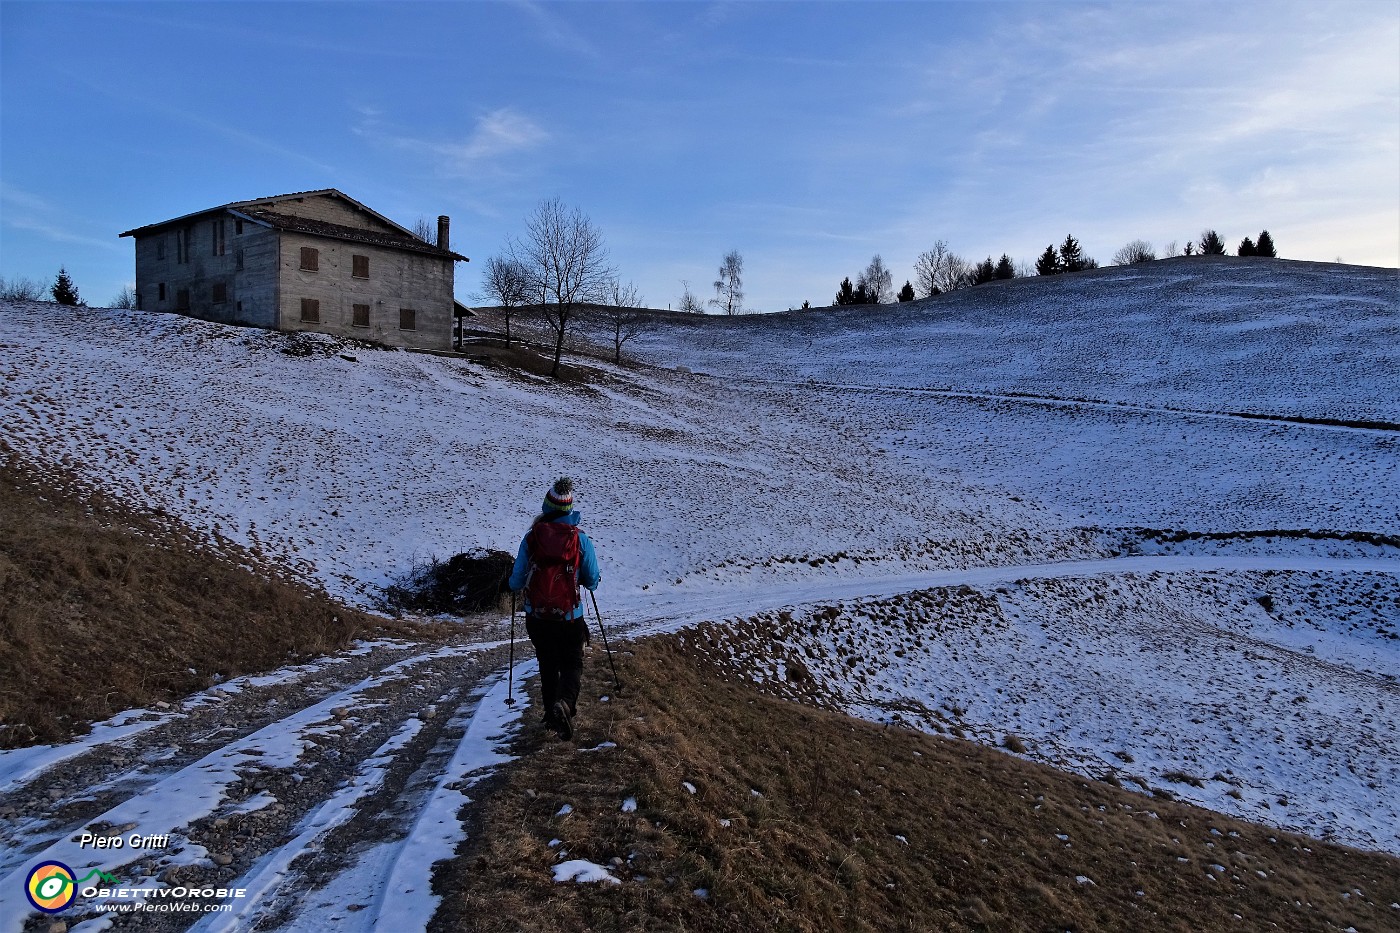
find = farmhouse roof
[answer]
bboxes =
[119,188,468,262]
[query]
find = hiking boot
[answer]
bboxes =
[551,700,574,740]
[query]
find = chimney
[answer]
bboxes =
[437,215,449,252]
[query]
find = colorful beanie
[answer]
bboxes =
[543,477,575,514]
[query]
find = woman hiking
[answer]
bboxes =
[508,477,602,739]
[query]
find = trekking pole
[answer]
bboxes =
[505,591,517,706]
[588,590,621,693]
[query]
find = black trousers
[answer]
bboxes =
[526,615,587,716]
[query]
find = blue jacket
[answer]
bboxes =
[508,511,601,620]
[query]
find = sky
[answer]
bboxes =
[1,0,1397,312]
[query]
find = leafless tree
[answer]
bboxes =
[509,197,614,378]
[1112,240,1156,265]
[477,255,532,345]
[412,217,438,247]
[0,275,46,301]
[856,254,894,304]
[1162,240,1181,258]
[598,278,650,364]
[110,285,137,309]
[913,241,971,296]
[678,280,706,314]
[710,250,744,315]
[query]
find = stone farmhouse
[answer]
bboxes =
[120,189,469,350]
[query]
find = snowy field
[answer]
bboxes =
[1,256,1398,884]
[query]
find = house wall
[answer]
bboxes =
[133,214,279,327]
[264,193,402,234]
[276,231,453,350]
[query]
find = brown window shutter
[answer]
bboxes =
[300,247,319,271]
[353,304,370,327]
[353,255,369,278]
[399,308,416,330]
[212,282,227,303]
[301,298,320,322]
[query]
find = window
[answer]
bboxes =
[212,218,226,256]
[136,292,143,310]
[156,237,165,260]
[235,249,244,271]
[176,288,190,311]
[352,303,370,327]
[236,301,243,315]
[300,247,319,271]
[176,228,191,264]
[158,283,167,301]
[234,219,243,235]
[352,254,369,279]
[301,298,320,322]
[212,282,227,304]
[399,308,416,330]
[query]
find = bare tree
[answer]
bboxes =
[856,254,894,304]
[1112,240,1156,265]
[477,255,531,345]
[710,250,744,315]
[678,280,706,314]
[510,197,614,378]
[913,241,970,296]
[412,217,438,247]
[0,276,47,301]
[1162,240,1181,258]
[598,278,650,364]
[110,285,137,309]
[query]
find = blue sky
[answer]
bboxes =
[2,0,1397,311]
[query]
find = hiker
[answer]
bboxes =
[508,477,601,739]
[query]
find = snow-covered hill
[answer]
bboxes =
[2,256,1398,863]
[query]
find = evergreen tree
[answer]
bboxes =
[897,280,915,302]
[1058,235,1086,272]
[835,277,857,305]
[1255,230,1277,258]
[1183,241,1196,256]
[1198,229,1227,255]
[971,257,997,286]
[1238,237,1257,257]
[51,267,80,306]
[993,254,1016,280]
[1036,244,1062,275]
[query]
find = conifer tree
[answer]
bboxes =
[835,277,857,305]
[1183,241,1196,256]
[897,281,915,302]
[1198,229,1227,255]
[1036,245,1062,275]
[1238,237,1257,257]
[51,267,80,306]
[994,254,1016,280]
[1058,235,1086,272]
[1255,230,1277,258]
[971,257,997,286]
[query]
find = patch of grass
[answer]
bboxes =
[0,447,419,748]
[441,638,1400,932]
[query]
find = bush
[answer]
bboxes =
[381,548,515,615]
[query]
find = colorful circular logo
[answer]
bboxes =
[25,861,78,913]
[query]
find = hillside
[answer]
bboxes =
[0,258,1397,929]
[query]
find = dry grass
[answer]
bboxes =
[0,446,415,748]
[440,638,1400,933]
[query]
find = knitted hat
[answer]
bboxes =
[542,477,575,514]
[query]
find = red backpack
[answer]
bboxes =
[525,521,582,621]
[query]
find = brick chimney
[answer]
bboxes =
[437,215,449,252]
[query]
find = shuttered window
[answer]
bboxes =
[352,304,370,327]
[399,308,416,331]
[300,247,319,271]
[176,288,190,310]
[301,298,320,322]
[352,255,369,279]
[212,282,227,304]
[212,219,226,256]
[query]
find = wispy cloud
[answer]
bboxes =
[511,0,600,61]
[355,107,550,176]
[1,185,123,252]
